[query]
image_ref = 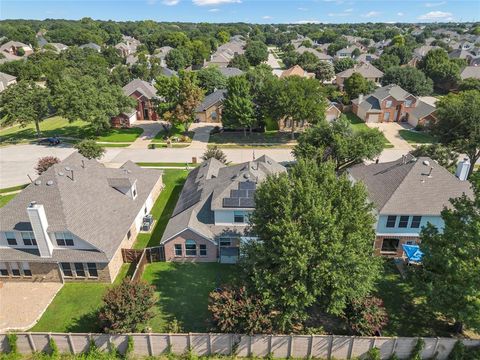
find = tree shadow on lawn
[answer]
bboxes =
[66,310,102,333]
[0,125,97,144]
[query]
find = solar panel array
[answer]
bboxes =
[223,181,256,208]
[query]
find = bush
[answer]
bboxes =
[6,333,18,358]
[366,347,381,360]
[410,338,425,360]
[345,296,388,336]
[74,139,105,160]
[448,341,480,360]
[35,156,60,175]
[49,337,59,358]
[202,146,227,164]
[99,278,156,334]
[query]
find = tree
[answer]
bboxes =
[433,90,480,178]
[242,160,381,332]
[35,156,60,175]
[99,278,156,333]
[228,54,250,71]
[381,66,433,96]
[221,76,256,134]
[315,61,335,82]
[415,173,480,333]
[344,73,376,101]
[293,116,385,170]
[216,30,230,44]
[410,144,459,173]
[165,47,192,71]
[372,53,401,72]
[345,297,388,336]
[197,66,227,95]
[352,47,361,58]
[202,146,227,164]
[208,286,275,335]
[272,76,326,138]
[244,40,268,66]
[0,80,50,138]
[391,34,405,47]
[297,52,319,72]
[382,45,412,65]
[458,78,480,91]
[74,140,105,160]
[420,48,461,92]
[334,58,355,73]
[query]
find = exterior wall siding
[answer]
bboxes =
[376,215,444,235]
[196,104,222,123]
[375,235,421,257]
[163,229,218,262]
[0,262,62,283]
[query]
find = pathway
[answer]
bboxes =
[366,122,413,151]
[188,122,218,150]
[128,121,164,149]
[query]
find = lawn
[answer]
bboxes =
[142,262,238,332]
[345,113,394,149]
[399,129,437,144]
[152,123,194,144]
[209,130,296,147]
[134,170,189,249]
[0,193,16,208]
[0,116,143,144]
[137,162,198,167]
[30,264,132,333]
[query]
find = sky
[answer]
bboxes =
[1,0,479,24]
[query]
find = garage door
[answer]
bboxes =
[367,114,379,123]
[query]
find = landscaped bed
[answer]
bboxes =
[399,129,437,144]
[152,123,193,145]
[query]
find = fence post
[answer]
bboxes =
[370,337,376,350]
[207,333,212,355]
[248,335,252,357]
[167,333,172,354]
[347,337,355,359]
[229,333,234,355]
[432,337,440,358]
[307,335,313,358]
[68,333,76,354]
[147,333,154,356]
[28,333,36,353]
[268,335,272,355]
[391,337,397,357]
[327,335,333,360]
[187,332,192,351]
[287,335,293,358]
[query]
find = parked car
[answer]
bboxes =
[38,136,61,146]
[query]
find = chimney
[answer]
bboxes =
[27,202,54,257]
[455,158,471,181]
[358,94,364,103]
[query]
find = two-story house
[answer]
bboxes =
[206,38,246,68]
[335,63,384,89]
[352,84,437,126]
[0,153,163,283]
[348,155,473,257]
[161,156,286,263]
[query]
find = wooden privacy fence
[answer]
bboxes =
[1,333,479,359]
[122,246,166,283]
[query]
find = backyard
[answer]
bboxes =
[0,116,143,145]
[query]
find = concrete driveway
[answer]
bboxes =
[366,122,413,151]
[0,282,63,331]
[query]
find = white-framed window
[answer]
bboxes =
[0,262,8,277]
[5,231,17,246]
[10,262,20,277]
[385,100,393,108]
[383,112,391,121]
[234,211,245,224]
[405,99,413,107]
[411,216,422,228]
[21,231,37,246]
[185,240,197,256]
[74,263,86,277]
[200,244,207,256]
[174,244,182,257]
[386,215,397,228]
[55,232,74,246]
[87,263,98,278]
[21,262,32,277]
[60,263,73,277]
[399,216,409,228]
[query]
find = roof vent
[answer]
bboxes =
[243,173,249,179]
[34,180,41,185]
[423,160,430,167]
[58,171,64,176]
[29,201,37,207]
[65,166,71,171]
[46,180,54,186]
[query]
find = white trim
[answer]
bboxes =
[161,227,217,245]
[377,233,420,237]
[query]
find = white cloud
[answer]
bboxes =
[298,7,307,11]
[362,11,380,18]
[162,0,180,4]
[208,8,220,11]
[295,20,321,24]
[192,0,240,5]
[397,12,404,16]
[323,0,344,3]
[418,10,453,20]
[262,15,272,19]
[425,1,446,7]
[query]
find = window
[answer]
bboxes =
[0,263,8,276]
[200,244,207,256]
[381,238,400,253]
[405,99,413,107]
[383,112,391,121]
[386,216,397,228]
[234,211,245,224]
[219,239,231,247]
[21,262,32,277]
[399,216,409,228]
[61,263,73,277]
[174,244,182,257]
[74,263,86,277]
[127,230,131,240]
[385,100,393,108]
[5,232,17,246]
[411,216,422,228]
[56,232,74,246]
[185,240,197,256]
[10,262,20,277]
[87,263,98,278]
[21,231,37,246]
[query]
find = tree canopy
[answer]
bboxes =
[344,73,376,101]
[196,66,227,95]
[244,40,268,66]
[221,76,256,133]
[381,66,433,96]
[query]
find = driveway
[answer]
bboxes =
[128,121,164,149]
[0,282,63,331]
[188,122,218,150]
[366,122,413,150]
[265,47,282,69]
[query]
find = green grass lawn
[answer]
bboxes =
[0,193,16,208]
[137,162,198,167]
[30,264,132,333]
[0,116,143,144]
[134,170,188,249]
[209,130,296,147]
[152,123,194,144]
[399,129,437,144]
[344,113,394,149]
[142,263,238,332]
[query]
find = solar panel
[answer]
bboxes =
[231,189,247,198]
[223,198,240,207]
[240,198,255,207]
[247,190,256,198]
[239,181,256,190]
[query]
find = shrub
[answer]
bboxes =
[35,156,60,175]
[345,296,388,336]
[366,347,381,360]
[410,338,425,360]
[49,337,59,358]
[165,317,183,333]
[99,278,156,333]
[74,139,105,160]
[202,146,227,164]
[6,333,19,358]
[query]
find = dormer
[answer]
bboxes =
[107,177,138,199]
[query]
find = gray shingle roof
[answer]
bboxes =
[352,84,414,112]
[219,67,244,77]
[348,156,473,216]
[122,78,157,99]
[336,63,383,78]
[460,66,480,80]
[296,46,332,61]
[0,71,16,92]
[0,153,162,261]
[161,156,286,243]
[79,42,101,51]
[195,89,226,112]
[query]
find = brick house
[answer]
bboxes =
[195,89,226,123]
[335,63,383,89]
[0,41,34,57]
[0,153,163,283]
[278,102,342,131]
[348,155,473,257]
[352,84,437,127]
[111,79,159,128]
[161,156,286,264]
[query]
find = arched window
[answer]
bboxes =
[185,239,197,256]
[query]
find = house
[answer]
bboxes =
[48,43,68,53]
[280,65,315,79]
[348,156,473,257]
[408,96,438,128]
[352,84,437,127]
[0,72,17,93]
[206,38,246,68]
[161,156,287,263]
[335,45,363,59]
[0,41,33,56]
[325,102,342,122]
[115,36,141,57]
[0,153,163,282]
[295,46,333,62]
[79,43,101,52]
[335,63,383,89]
[460,66,480,80]
[153,46,173,67]
[111,79,159,127]
[410,45,440,66]
[356,53,379,64]
[448,49,476,64]
[195,89,226,123]
[278,101,341,131]
[218,67,244,78]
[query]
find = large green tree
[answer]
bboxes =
[416,173,480,333]
[344,73,376,101]
[315,61,335,82]
[0,80,50,138]
[433,90,480,178]
[372,53,401,72]
[420,48,461,92]
[381,66,433,96]
[221,76,256,134]
[242,160,381,332]
[334,58,355,73]
[244,40,268,66]
[197,66,227,95]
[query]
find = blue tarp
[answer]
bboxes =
[402,244,424,263]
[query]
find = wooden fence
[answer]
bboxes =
[123,246,166,283]
[1,333,479,359]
